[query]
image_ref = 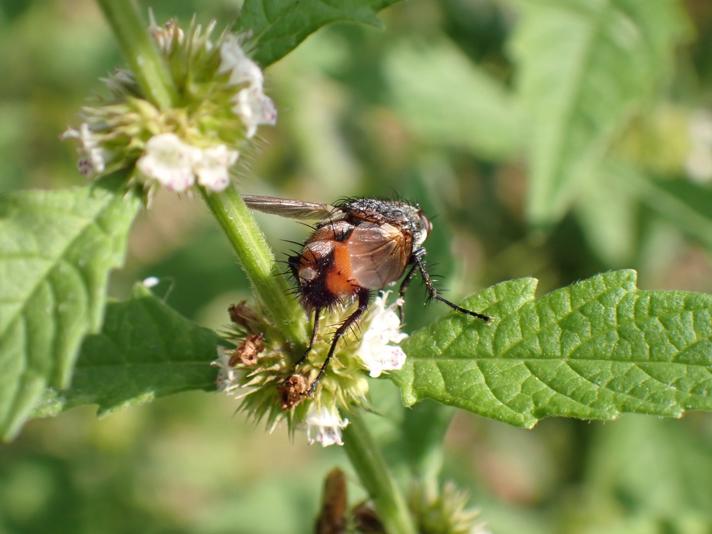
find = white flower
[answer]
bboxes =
[219,35,264,88]
[136,134,240,193]
[356,292,408,377]
[194,145,239,191]
[219,35,277,138]
[137,133,201,192]
[61,123,108,176]
[305,404,349,447]
[233,86,277,138]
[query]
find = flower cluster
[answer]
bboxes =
[213,293,408,447]
[136,134,237,192]
[62,16,276,194]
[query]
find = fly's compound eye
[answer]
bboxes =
[420,213,433,236]
[415,211,432,247]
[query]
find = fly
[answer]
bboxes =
[242,195,491,396]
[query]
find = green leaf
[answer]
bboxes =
[384,39,522,159]
[394,270,712,428]
[0,176,139,440]
[237,0,402,67]
[511,0,689,225]
[35,285,220,418]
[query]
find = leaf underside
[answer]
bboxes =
[237,0,402,67]
[395,270,712,428]
[0,177,139,440]
[34,286,220,418]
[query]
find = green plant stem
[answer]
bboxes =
[200,187,307,348]
[343,411,416,534]
[96,0,178,110]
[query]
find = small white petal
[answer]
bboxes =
[356,292,408,377]
[366,345,407,378]
[234,86,277,138]
[305,405,349,447]
[194,145,239,192]
[137,133,200,192]
[219,36,264,88]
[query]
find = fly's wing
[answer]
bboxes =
[242,195,336,220]
[347,222,411,289]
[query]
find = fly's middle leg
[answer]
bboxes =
[296,307,321,366]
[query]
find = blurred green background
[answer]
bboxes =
[1,0,712,532]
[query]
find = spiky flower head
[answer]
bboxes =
[409,481,490,534]
[62,15,275,196]
[213,292,408,447]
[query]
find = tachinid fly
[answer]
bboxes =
[242,195,491,396]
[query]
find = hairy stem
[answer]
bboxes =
[343,411,416,534]
[96,0,178,110]
[201,187,307,348]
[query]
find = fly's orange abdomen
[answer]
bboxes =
[325,242,357,297]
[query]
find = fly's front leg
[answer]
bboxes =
[396,263,418,322]
[414,253,490,322]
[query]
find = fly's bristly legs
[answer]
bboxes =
[308,288,370,395]
[296,307,321,367]
[413,250,491,322]
[396,263,418,322]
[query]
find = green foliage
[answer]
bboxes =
[574,162,637,266]
[396,270,712,427]
[511,0,689,226]
[384,38,521,159]
[637,174,712,252]
[237,0,402,66]
[35,285,220,418]
[582,416,712,527]
[396,401,454,481]
[0,175,139,440]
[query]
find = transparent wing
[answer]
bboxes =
[242,195,336,220]
[347,222,410,289]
